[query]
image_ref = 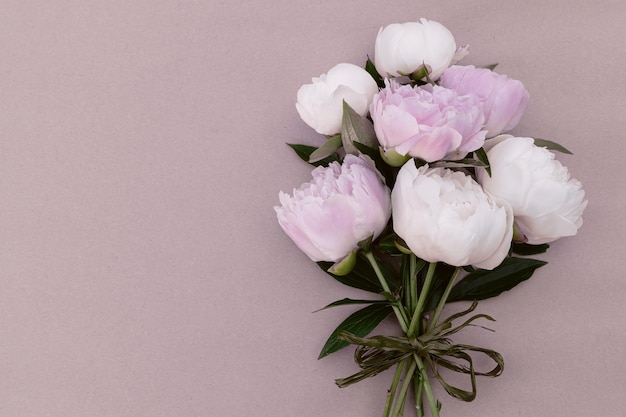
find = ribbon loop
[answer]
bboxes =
[335,304,504,402]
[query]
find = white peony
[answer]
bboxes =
[374,19,456,81]
[392,161,513,269]
[295,63,379,135]
[476,136,587,244]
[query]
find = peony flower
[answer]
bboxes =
[374,19,457,81]
[476,136,587,244]
[392,161,513,270]
[440,65,529,138]
[295,63,379,136]
[275,155,391,262]
[370,80,487,162]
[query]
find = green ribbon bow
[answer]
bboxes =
[335,301,504,402]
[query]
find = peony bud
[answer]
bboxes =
[374,19,456,81]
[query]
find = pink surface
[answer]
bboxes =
[1,1,624,416]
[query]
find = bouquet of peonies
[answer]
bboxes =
[275,19,587,417]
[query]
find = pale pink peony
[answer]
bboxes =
[275,155,391,262]
[440,65,529,138]
[369,80,487,162]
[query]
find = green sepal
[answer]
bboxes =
[318,303,393,358]
[511,242,550,256]
[341,100,378,156]
[380,147,411,167]
[365,56,385,88]
[327,250,357,276]
[482,63,499,71]
[533,138,573,154]
[409,64,432,82]
[286,143,339,167]
[308,134,342,163]
[317,254,401,294]
[448,257,548,302]
[394,238,413,255]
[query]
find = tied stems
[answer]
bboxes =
[365,254,442,417]
[364,251,462,417]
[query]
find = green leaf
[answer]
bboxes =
[318,303,392,358]
[448,257,547,302]
[308,134,342,163]
[533,138,573,154]
[474,147,491,176]
[511,242,550,256]
[375,233,402,254]
[432,158,488,170]
[341,101,378,155]
[314,298,390,312]
[287,143,339,167]
[482,63,499,71]
[365,56,385,88]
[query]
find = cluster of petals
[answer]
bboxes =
[275,155,391,262]
[370,80,487,162]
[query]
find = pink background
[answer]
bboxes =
[1,1,624,416]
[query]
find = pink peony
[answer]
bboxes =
[275,155,391,262]
[369,80,487,162]
[440,65,529,138]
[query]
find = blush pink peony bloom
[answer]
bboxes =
[440,65,529,138]
[275,155,391,262]
[369,80,487,162]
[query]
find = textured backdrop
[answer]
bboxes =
[1,1,624,416]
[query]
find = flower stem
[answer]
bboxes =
[409,255,417,313]
[407,262,437,338]
[390,359,417,417]
[414,355,439,417]
[364,251,409,333]
[414,372,424,417]
[383,359,406,417]
[427,267,462,333]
